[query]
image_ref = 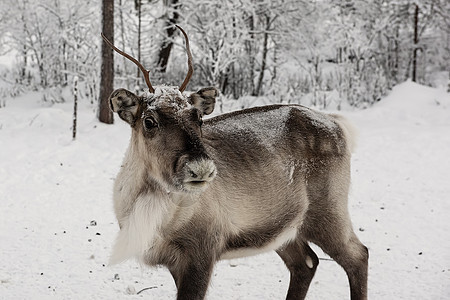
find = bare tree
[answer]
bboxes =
[412,3,419,82]
[99,0,114,124]
[157,0,181,73]
[72,76,78,140]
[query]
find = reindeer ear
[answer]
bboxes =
[188,87,218,116]
[109,89,142,125]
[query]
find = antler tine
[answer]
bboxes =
[176,25,194,93]
[101,32,155,93]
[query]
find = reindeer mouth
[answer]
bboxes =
[179,158,217,192]
[182,177,214,192]
[186,180,208,186]
[185,180,207,188]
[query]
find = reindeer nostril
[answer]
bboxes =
[189,171,198,178]
[209,171,215,178]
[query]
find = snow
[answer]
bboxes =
[145,85,190,112]
[1,81,450,299]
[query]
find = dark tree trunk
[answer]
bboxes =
[62,42,68,86]
[73,76,78,140]
[21,44,27,83]
[412,3,419,82]
[393,26,400,85]
[99,0,114,124]
[448,72,450,93]
[157,0,180,73]
[246,14,255,95]
[119,0,129,89]
[254,15,270,97]
[136,0,142,83]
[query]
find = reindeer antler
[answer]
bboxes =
[101,27,193,93]
[101,32,155,93]
[176,25,193,93]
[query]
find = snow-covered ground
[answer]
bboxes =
[0,81,449,299]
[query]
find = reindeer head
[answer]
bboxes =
[102,26,218,193]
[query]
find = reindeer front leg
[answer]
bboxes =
[169,255,215,300]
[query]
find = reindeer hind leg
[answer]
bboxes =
[276,239,319,300]
[305,212,368,300]
[319,231,368,300]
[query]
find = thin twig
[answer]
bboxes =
[136,286,158,295]
[319,257,334,262]
[29,114,40,126]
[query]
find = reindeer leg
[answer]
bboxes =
[277,239,319,300]
[306,216,368,300]
[169,256,214,300]
[318,232,369,300]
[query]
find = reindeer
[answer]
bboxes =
[101,26,368,300]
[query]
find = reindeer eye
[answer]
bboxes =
[143,117,157,130]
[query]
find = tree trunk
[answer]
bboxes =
[99,0,114,124]
[271,42,278,87]
[21,44,27,84]
[393,26,400,86]
[246,14,255,95]
[157,0,180,73]
[119,0,129,89]
[63,42,68,86]
[137,0,142,84]
[447,72,450,93]
[412,3,419,82]
[254,15,270,96]
[73,76,78,140]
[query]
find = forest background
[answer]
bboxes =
[0,0,448,114]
